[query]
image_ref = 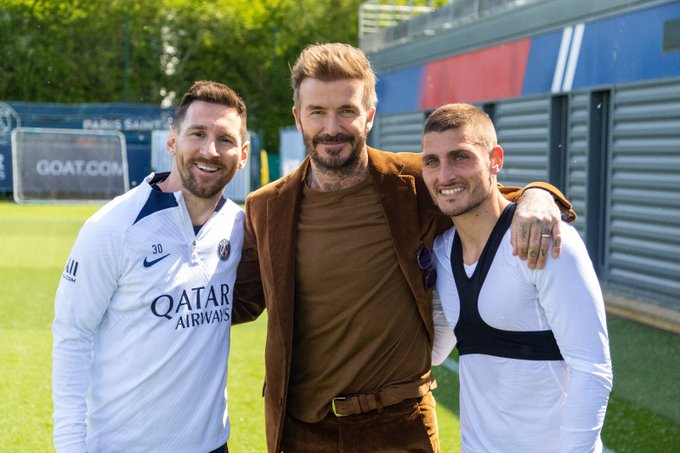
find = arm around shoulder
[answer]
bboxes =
[499,182,576,222]
[502,181,576,268]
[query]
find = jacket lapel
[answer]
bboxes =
[265,159,308,338]
[368,149,423,297]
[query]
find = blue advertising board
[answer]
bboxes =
[0,101,174,194]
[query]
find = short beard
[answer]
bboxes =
[444,175,495,218]
[302,128,366,174]
[446,194,486,218]
[180,163,236,199]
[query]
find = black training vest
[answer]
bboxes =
[452,203,563,360]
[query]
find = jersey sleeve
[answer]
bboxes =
[52,216,121,453]
[527,223,613,451]
[431,288,456,366]
[431,231,459,365]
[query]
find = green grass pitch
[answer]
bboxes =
[0,201,678,451]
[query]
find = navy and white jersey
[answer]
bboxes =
[52,173,244,453]
[432,221,612,453]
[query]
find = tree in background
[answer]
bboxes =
[0,0,364,151]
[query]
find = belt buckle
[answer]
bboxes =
[331,397,347,417]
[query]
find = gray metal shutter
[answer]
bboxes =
[372,111,426,153]
[606,78,680,307]
[566,91,590,238]
[495,96,551,187]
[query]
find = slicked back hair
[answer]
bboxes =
[174,80,248,142]
[291,43,377,110]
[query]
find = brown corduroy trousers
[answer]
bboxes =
[280,391,439,453]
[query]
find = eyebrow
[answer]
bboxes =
[304,103,358,111]
[184,124,207,131]
[185,124,238,141]
[422,148,465,159]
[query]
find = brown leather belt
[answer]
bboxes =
[330,372,436,417]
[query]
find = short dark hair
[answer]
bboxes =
[174,80,248,142]
[423,103,496,150]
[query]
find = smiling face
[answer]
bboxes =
[421,126,503,218]
[292,78,375,174]
[168,100,248,200]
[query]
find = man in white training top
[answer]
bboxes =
[422,103,613,452]
[52,81,248,453]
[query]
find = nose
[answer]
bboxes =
[439,160,456,183]
[322,113,342,135]
[199,138,219,158]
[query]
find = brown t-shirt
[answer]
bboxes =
[287,177,431,422]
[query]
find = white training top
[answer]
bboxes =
[432,221,613,453]
[52,173,244,453]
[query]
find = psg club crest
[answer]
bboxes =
[217,239,231,261]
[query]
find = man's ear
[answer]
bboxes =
[166,127,177,156]
[366,106,376,132]
[490,145,504,175]
[238,141,250,170]
[292,106,302,132]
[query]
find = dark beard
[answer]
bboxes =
[303,130,366,174]
[180,163,236,199]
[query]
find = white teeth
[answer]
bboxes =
[441,187,463,195]
[195,163,218,172]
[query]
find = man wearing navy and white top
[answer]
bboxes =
[422,103,613,452]
[52,81,249,453]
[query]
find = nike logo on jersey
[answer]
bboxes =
[143,254,171,268]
